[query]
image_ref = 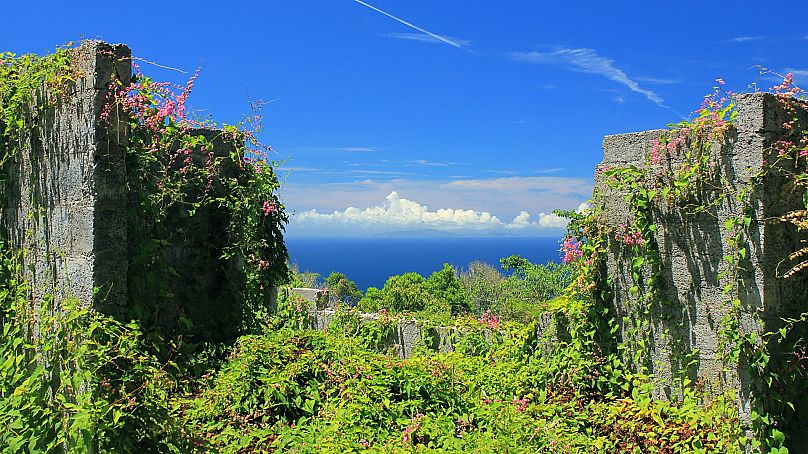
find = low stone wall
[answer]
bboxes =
[289,287,563,359]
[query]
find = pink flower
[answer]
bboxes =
[262,201,277,216]
[402,413,425,444]
[614,224,645,247]
[650,138,662,165]
[512,397,529,412]
[560,236,583,264]
[479,310,501,330]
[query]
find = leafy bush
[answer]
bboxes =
[182,325,742,453]
[324,272,363,305]
[458,257,573,322]
[426,263,471,315]
[357,272,448,315]
[289,263,319,288]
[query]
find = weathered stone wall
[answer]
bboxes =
[0,42,252,340]
[1,41,131,314]
[290,287,563,359]
[597,93,808,435]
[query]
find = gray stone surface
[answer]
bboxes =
[1,41,131,313]
[597,93,808,438]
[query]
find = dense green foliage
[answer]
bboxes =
[355,259,572,324]
[180,309,741,452]
[324,272,363,305]
[6,44,806,453]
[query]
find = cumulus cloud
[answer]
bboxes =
[292,191,584,236]
[297,191,503,230]
[508,201,589,230]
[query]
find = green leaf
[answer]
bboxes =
[772,429,786,446]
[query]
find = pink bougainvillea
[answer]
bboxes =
[614,223,645,247]
[479,310,501,330]
[560,236,583,264]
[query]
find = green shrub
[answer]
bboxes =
[426,263,471,315]
[324,272,363,305]
[357,272,448,315]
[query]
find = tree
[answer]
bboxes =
[324,272,363,305]
[426,263,471,315]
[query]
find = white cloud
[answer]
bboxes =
[635,76,681,85]
[442,176,592,196]
[292,191,581,235]
[295,146,384,152]
[510,211,531,226]
[536,212,568,228]
[381,158,461,167]
[724,36,766,43]
[785,68,808,80]
[510,46,666,107]
[280,176,592,236]
[384,32,471,47]
[297,191,503,230]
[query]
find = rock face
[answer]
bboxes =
[597,93,808,437]
[0,41,257,341]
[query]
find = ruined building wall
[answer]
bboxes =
[1,41,131,313]
[597,93,808,434]
[0,42,250,340]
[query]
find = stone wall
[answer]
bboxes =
[290,287,563,359]
[0,41,253,340]
[1,41,131,314]
[597,93,808,436]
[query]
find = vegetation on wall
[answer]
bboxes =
[0,43,290,451]
[559,73,808,452]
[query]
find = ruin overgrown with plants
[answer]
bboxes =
[1,41,807,453]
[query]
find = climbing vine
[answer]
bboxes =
[561,73,808,451]
[0,42,292,450]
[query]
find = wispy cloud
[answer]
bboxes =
[444,176,592,195]
[635,76,681,85]
[510,47,666,107]
[276,166,324,173]
[353,0,463,49]
[785,68,808,79]
[381,158,461,167]
[349,169,414,176]
[384,32,471,47]
[724,36,767,43]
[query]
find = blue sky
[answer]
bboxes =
[3,1,806,236]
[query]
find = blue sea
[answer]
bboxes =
[286,236,563,290]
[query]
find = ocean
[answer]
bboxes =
[285,236,564,290]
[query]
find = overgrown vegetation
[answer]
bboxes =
[1,43,806,452]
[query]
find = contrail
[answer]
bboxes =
[353,0,462,49]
